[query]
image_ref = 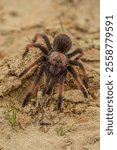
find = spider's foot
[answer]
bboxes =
[42,87,52,96]
[57,109,62,113]
[57,96,62,112]
[83,76,89,89]
[22,47,29,58]
[82,88,88,98]
[22,92,32,107]
[22,98,29,107]
[42,88,46,96]
[18,69,28,78]
[80,86,88,98]
[46,87,52,95]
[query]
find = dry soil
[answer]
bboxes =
[0,0,100,150]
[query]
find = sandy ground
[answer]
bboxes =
[0,0,100,150]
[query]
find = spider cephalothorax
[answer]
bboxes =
[19,33,88,110]
[48,51,67,75]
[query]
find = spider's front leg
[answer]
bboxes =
[22,65,44,107]
[23,33,52,58]
[67,66,88,98]
[67,48,84,60]
[23,43,48,58]
[32,33,52,51]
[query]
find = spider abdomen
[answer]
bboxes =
[53,34,72,52]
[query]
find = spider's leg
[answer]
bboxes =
[23,43,48,58]
[57,81,64,111]
[43,77,57,95]
[67,48,83,60]
[44,72,66,110]
[68,60,88,88]
[19,56,45,78]
[56,71,67,110]
[22,65,44,107]
[32,32,52,51]
[44,69,67,95]
[42,75,51,96]
[67,66,88,98]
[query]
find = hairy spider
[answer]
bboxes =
[19,33,88,110]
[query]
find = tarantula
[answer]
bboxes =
[19,33,88,110]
